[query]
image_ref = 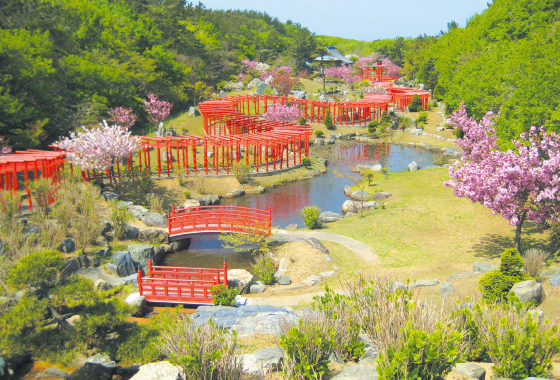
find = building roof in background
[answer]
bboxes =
[312,46,353,64]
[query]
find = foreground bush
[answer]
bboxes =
[159,312,243,380]
[345,274,465,379]
[252,255,277,285]
[473,295,560,379]
[298,206,321,230]
[312,286,365,361]
[479,248,532,301]
[280,314,336,379]
[209,283,239,306]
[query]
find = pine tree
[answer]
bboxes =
[324,108,335,130]
[408,94,423,112]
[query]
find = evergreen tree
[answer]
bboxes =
[324,108,335,130]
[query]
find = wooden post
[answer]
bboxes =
[223,257,228,286]
[148,259,153,277]
[138,270,143,295]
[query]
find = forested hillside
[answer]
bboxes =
[321,0,560,145]
[0,0,316,149]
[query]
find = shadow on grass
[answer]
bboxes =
[471,222,550,259]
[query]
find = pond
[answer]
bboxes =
[164,143,444,272]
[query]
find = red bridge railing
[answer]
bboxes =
[137,258,228,304]
[167,204,272,238]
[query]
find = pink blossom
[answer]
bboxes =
[382,58,402,80]
[324,66,352,79]
[0,137,11,156]
[142,94,172,124]
[109,107,137,129]
[445,103,560,250]
[263,104,303,123]
[261,66,293,82]
[54,121,141,172]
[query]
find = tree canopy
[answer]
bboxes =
[1,0,317,149]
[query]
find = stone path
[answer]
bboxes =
[276,230,378,262]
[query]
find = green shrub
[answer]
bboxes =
[280,318,335,379]
[314,130,324,138]
[472,294,560,379]
[184,191,190,199]
[7,250,65,288]
[324,109,335,130]
[408,94,422,112]
[233,161,250,184]
[455,128,464,139]
[298,116,307,125]
[367,121,378,135]
[252,255,277,285]
[377,322,463,380]
[302,157,312,169]
[312,286,365,362]
[416,111,428,124]
[158,310,243,380]
[479,248,532,301]
[209,283,239,306]
[298,206,322,230]
[109,200,134,240]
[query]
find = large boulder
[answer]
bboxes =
[452,363,486,380]
[67,363,114,380]
[305,238,329,254]
[371,192,392,200]
[188,106,201,117]
[439,281,454,297]
[301,275,322,287]
[253,346,284,372]
[250,283,267,293]
[125,292,147,316]
[128,244,156,274]
[227,269,254,293]
[58,238,76,253]
[330,364,379,379]
[138,229,169,244]
[292,90,306,99]
[319,211,342,223]
[473,261,499,274]
[350,191,369,201]
[409,128,423,136]
[112,251,138,277]
[124,226,139,240]
[344,186,353,196]
[407,161,419,172]
[225,189,245,198]
[129,205,149,220]
[129,361,183,380]
[510,280,544,304]
[101,191,119,201]
[142,213,167,228]
[255,82,271,95]
[342,200,376,213]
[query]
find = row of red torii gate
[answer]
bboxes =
[0,87,431,207]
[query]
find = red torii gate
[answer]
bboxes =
[205,94,391,130]
[359,60,395,82]
[388,88,431,111]
[139,127,311,178]
[0,150,67,210]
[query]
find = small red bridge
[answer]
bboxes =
[138,258,228,304]
[167,204,272,240]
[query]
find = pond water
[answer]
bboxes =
[164,143,443,271]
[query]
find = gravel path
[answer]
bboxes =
[275,229,378,262]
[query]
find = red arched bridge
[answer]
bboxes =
[138,258,228,304]
[167,204,272,240]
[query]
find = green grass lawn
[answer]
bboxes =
[323,168,550,277]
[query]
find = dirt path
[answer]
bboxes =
[276,229,378,262]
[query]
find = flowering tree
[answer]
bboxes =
[55,121,141,191]
[270,72,299,96]
[0,137,11,155]
[261,66,292,82]
[108,107,137,129]
[364,85,389,95]
[142,94,172,125]
[382,58,402,81]
[324,66,352,79]
[263,104,303,123]
[445,104,560,252]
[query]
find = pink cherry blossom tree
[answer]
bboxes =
[0,137,11,156]
[263,104,303,123]
[54,121,141,192]
[445,103,560,252]
[382,58,403,81]
[142,94,172,125]
[108,107,137,129]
